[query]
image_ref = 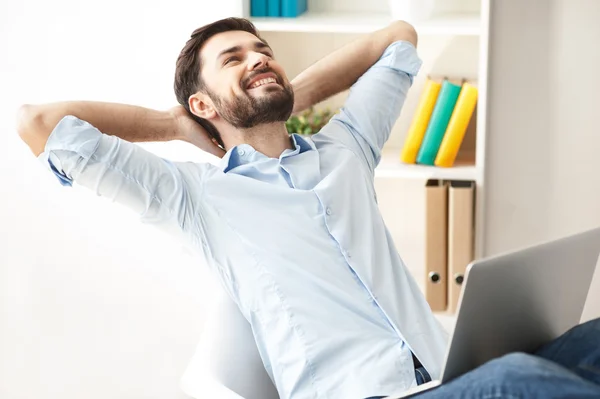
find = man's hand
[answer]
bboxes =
[169,105,226,158]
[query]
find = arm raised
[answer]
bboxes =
[16,102,222,245]
[17,101,225,158]
[295,21,422,173]
[291,20,417,114]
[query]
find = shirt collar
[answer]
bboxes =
[291,133,316,153]
[219,134,316,173]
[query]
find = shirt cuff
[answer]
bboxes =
[37,115,102,187]
[374,40,423,83]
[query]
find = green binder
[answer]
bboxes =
[416,80,462,165]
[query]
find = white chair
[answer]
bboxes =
[180,288,279,399]
[180,288,457,399]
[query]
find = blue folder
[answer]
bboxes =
[251,0,268,17]
[267,0,281,17]
[281,0,307,17]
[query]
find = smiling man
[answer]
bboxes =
[17,16,600,399]
[17,17,445,399]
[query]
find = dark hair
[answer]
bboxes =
[174,17,265,148]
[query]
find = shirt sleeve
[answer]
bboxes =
[38,115,211,243]
[317,40,422,174]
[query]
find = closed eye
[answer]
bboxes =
[224,56,240,65]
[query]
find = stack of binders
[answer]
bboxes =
[401,77,478,167]
[250,0,307,17]
[424,179,475,313]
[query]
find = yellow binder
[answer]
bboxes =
[435,82,478,167]
[400,78,442,164]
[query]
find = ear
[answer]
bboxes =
[189,92,217,120]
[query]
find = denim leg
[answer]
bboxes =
[365,320,600,399]
[414,366,431,385]
[414,352,600,399]
[534,317,600,385]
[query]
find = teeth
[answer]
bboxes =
[249,77,277,89]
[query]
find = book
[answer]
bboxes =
[281,0,307,17]
[400,78,442,164]
[435,82,478,167]
[416,79,462,165]
[251,0,268,17]
[267,0,281,17]
[424,179,449,312]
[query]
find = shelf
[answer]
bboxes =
[375,149,477,180]
[251,12,480,35]
[416,13,481,36]
[252,12,389,33]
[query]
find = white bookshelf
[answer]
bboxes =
[376,149,477,180]
[252,11,480,35]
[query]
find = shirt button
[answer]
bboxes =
[239,149,246,156]
[326,208,332,215]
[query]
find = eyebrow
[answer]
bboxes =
[217,41,272,61]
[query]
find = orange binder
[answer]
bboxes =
[424,179,449,311]
[447,180,475,313]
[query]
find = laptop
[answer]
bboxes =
[387,226,600,398]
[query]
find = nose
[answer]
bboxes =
[247,51,269,71]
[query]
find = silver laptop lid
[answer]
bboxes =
[440,226,600,383]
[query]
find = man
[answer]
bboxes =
[17,17,600,399]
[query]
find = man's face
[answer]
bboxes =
[199,30,294,129]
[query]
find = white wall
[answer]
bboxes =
[483,0,600,320]
[0,1,243,398]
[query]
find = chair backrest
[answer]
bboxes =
[180,287,280,399]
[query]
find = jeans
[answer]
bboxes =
[365,317,600,399]
[414,365,431,386]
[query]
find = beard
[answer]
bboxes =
[207,71,295,129]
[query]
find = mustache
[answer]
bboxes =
[242,67,282,89]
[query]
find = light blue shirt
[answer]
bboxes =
[40,41,448,399]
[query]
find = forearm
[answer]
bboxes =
[291,20,417,114]
[17,101,180,156]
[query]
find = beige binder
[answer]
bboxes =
[447,180,475,313]
[424,179,449,312]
